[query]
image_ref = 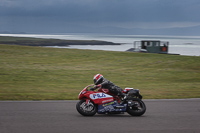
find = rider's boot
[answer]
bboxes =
[119,94,127,104]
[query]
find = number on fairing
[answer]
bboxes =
[90,93,112,100]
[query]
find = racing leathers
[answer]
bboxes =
[94,78,125,98]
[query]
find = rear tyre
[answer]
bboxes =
[76,99,97,116]
[127,98,146,116]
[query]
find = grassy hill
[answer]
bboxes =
[0,36,118,46]
[0,44,200,100]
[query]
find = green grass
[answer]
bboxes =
[0,44,200,100]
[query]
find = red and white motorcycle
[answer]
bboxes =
[76,84,146,116]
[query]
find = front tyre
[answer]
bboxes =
[127,98,146,116]
[76,99,97,116]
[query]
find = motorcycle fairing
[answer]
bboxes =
[89,93,114,105]
[98,101,127,114]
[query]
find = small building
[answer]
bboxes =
[127,40,169,54]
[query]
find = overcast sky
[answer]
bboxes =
[1,0,200,34]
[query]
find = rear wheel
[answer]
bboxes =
[127,98,146,116]
[76,99,97,116]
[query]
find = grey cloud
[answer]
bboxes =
[1,0,200,34]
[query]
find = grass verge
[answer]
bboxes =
[0,44,200,100]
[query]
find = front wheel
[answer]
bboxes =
[127,98,146,116]
[76,99,97,116]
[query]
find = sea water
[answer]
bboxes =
[1,34,200,56]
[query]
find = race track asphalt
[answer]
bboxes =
[0,99,200,133]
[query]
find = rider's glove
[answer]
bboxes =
[90,88,96,91]
[94,84,101,89]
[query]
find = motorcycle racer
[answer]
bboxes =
[92,74,127,102]
[77,75,146,116]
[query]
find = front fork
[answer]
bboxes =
[86,99,90,105]
[85,99,94,107]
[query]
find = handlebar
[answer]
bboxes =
[85,84,95,91]
[90,87,96,91]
